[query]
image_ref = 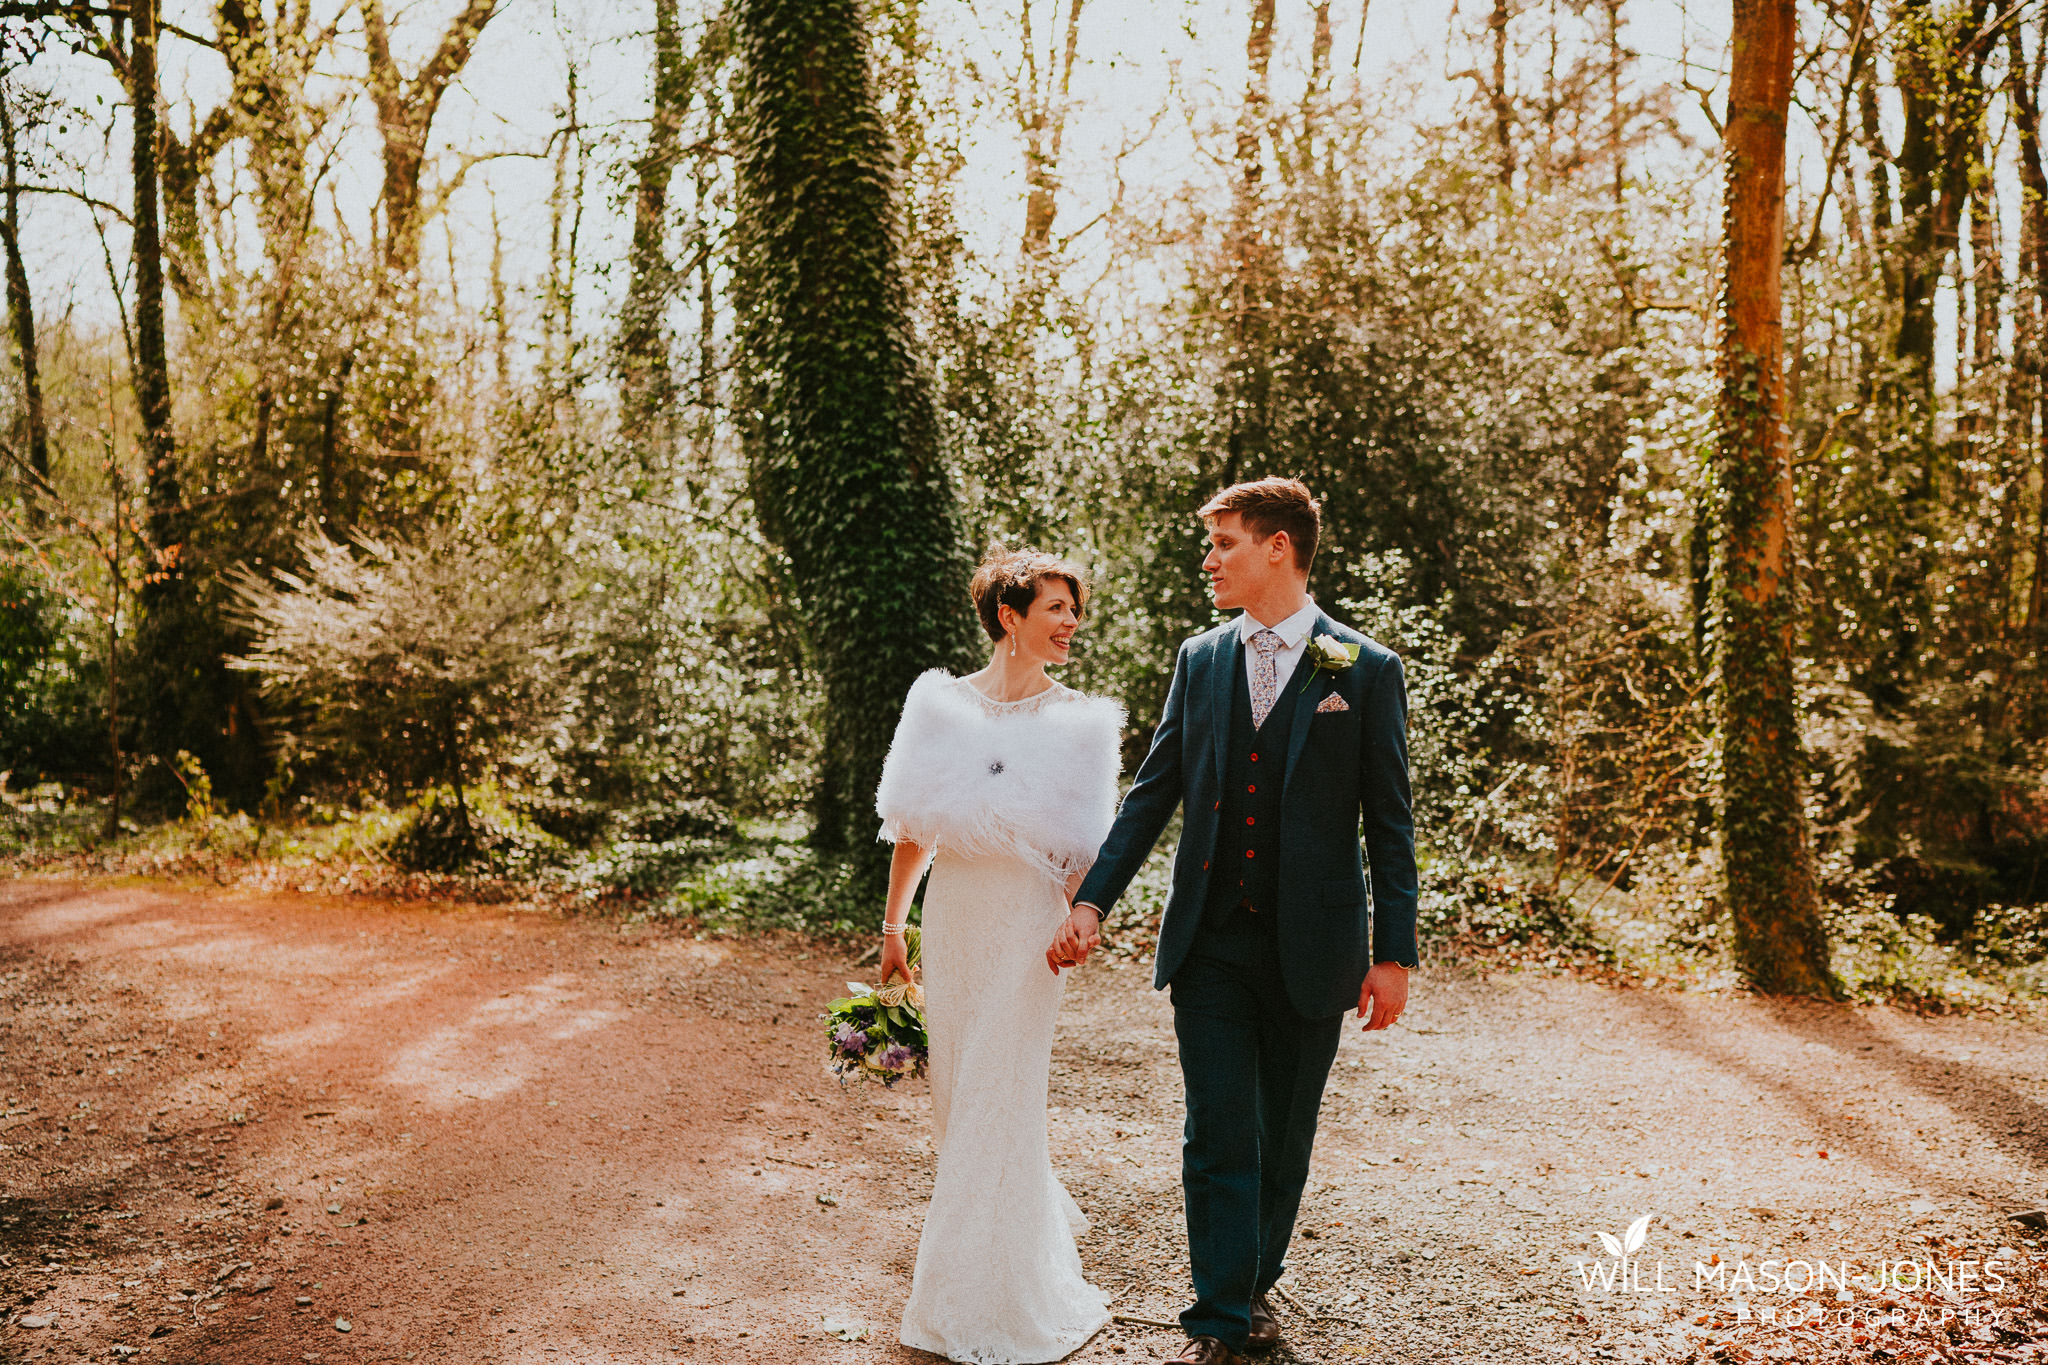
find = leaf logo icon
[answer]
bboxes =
[1597,1230,1624,1258]
[1624,1214,1653,1255]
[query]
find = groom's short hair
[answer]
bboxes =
[1199,477,1320,574]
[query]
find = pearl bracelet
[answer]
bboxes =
[881,923,908,936]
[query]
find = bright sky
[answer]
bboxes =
[16,0,1739,342]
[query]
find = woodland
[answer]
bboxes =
[1,0,2046,1007]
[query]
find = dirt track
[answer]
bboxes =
[0,876,2044,1365]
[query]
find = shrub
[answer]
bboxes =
[231,527,575,826]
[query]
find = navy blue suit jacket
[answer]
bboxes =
[1074,611,1420,1017]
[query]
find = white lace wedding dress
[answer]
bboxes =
[875,673,1121,1364]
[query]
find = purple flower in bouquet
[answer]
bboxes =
[873,1043,917,1074]
[833,1024,869,1058]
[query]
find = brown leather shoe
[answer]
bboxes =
[1245,1293,1280,1352]
[1163,1337,1243,1365]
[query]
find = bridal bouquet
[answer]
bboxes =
[823,928,929,1087]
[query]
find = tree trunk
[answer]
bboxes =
[1858,63,1897,325]
[489,192,511,399]
[1604,0,1623,203]
[1307,0,1333,107]
[1961,117,1998,446]
[1300,0,1334,154]
[155,120,217,312]
[1892,0,1991,391]
[102,461,125,843]
[0,87,48,511]
[1893,0,1939,387]
[129,0,179,560]
[1488,0,1515,185]
[1881,2,1990,683]
[2013,19,2048,640]
[617,0,692,445]
[1713,0,1835,997]
[1020,0,1086,255]
[732,0,978,890]
[1234,0,1276,222]
[1933,15,1990,285]
[690,70,722,477]
[1968,152,1998,383]
[1223,0,1279,484]
[362,0,498,278]
[2000,21,2043,637]
[541,70,584,384]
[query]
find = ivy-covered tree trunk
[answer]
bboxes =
[129,0,179,559]
[1891,0,1991,393]
[1712,0,1836,997]
[616,0,694,450]
[731,0,976,889]
[128,0,217,799]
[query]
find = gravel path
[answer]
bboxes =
[0,876,2042,1364]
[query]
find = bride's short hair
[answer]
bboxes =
[970,545,1089,642]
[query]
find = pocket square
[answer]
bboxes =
[1315,692,1350,714]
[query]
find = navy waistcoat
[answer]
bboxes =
[1204,651,1297,926]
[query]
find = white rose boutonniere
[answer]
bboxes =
[1300,634,1361,691]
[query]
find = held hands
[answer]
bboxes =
[1044,902,1103,975]
[1356,961,1409,1031]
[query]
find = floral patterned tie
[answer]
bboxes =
[1249,628,1283,729]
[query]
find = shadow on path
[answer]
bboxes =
[1602,983,2046,1212]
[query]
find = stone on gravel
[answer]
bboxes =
[335,1317,351,1332]
[820,1316,868,1341]
[17,1313,50,1328]
[2007,1209,2047,1230]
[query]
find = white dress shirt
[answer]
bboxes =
[1236,600,1320,697]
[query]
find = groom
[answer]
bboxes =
[1053,477,1418,1365]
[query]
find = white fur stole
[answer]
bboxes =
[874,670,1125,881]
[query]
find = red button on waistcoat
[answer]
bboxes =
[1248,785,1256,794]
[1245,816,1255,826]
[1249,752,1260,762]
[1245,849,1255,859]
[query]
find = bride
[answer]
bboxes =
[873,545,1123,1364]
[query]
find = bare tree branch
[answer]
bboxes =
[14,180,128,220]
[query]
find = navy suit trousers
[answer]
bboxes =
[1168,912,1344,1349]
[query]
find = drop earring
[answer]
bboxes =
[1010,634,1018,658]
